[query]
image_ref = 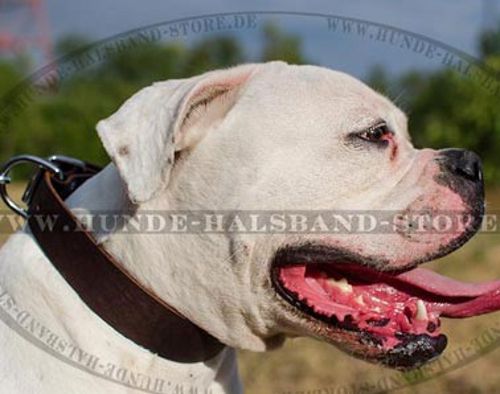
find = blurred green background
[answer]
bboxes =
[1,22,500,183]
[2,21,500,394]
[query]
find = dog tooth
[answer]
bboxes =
[338,278,353,293]
[355,295,365,306]
[416,300,428,321]
[327,277,353,293]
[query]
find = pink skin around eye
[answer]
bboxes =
[382,132,398,161]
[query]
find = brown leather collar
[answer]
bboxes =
[26,162,224,363]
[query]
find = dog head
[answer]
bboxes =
[96,62,496,369]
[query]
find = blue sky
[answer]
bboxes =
[12,1,500,78]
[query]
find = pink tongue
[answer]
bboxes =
[394,268,500,317]
[396,268,500,298]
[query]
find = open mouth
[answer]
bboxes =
[271,244,500,369]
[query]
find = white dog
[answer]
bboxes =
[0,61,498,393]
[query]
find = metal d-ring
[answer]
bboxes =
[0,155,64,219]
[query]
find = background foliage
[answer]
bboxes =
[1,22,500,183]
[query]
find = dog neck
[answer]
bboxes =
[74,164,282,355]
[0,163,241,392]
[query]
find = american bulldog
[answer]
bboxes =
[1,61,499,393]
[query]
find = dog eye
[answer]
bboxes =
[358,124,392,143]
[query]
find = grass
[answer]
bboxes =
[1,183,500,393]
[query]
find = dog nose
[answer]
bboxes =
[438,149,483,183]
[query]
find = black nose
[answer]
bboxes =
[438,149,483,183]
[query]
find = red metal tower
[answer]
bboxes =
[0,0,53,66]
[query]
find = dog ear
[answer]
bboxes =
[96,65,256,203]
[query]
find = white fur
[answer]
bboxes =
[0,62,467,392]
